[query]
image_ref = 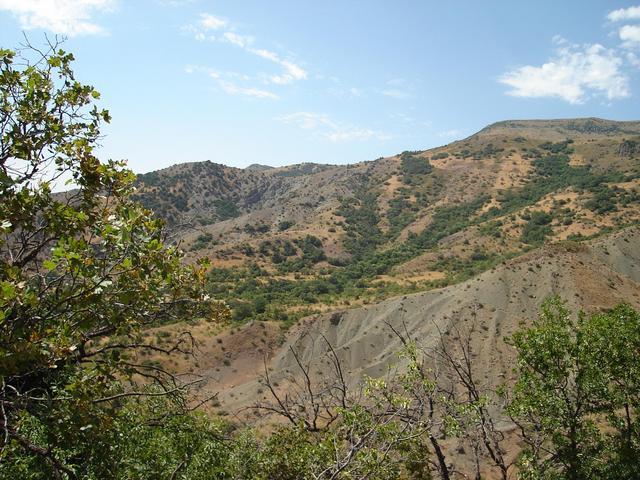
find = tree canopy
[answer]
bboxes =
[0,40,228,478]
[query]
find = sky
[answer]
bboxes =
[1,1,639,174]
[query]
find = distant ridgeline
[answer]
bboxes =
[131,118,640,325]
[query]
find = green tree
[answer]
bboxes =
[0,41,228,478]
[509,298,640,479]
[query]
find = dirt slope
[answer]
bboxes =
[200,226,640,413]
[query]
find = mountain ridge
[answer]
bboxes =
[133,117,640,325]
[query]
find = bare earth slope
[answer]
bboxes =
[203,226,640,413]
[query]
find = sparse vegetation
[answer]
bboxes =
[214,198,241,220]
[521,210,553,244]
[400,151,433,184]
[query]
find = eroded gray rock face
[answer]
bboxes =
[619,139,640,157]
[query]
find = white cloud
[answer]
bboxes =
[199,13,227,30]
[223,31,253,48]
[552,34,568,45]
[380,89,411,99]
[157,0,197,6]
[500,42,629,104]
[326,83,365,99]
[218,80,277,99]
[184,64,217,76]
[620,24,640,47]
[326,128,384,142]
[247,48,306,84]
[378,78,412,99]
[628,51,640,67]
[278,112,337,130]
[185,64,277,99]
[185,12,308,91]
[386,78,406,86]
[605,6,640,51]
[251,48,279,62]
[0,0,115,36]
[607,5,640,22]
[277,112,389,143]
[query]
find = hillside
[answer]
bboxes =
[192,225,640,408]
[142,225,640,478]
[133,118,640,324]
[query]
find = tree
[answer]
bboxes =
[508,297,640,479]
[0,40,228,478]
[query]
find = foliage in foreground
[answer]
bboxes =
[509,300,640,479]
[5,292,640,479]
[0,41,228,478]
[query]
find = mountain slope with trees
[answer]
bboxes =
[131,118,640,325]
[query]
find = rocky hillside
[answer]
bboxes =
[132,118,640,324]
[120,117,640,479]
[198,225,640,409]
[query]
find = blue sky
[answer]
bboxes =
[1,1,639,174]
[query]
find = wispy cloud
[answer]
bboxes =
[279,112,335,130]
[326,128,387,142]
[380,89,411,99]
[437,129,461,139]
[378,78,413,99]
[499,41,629,104]
[0,0,115,36]
[199,13,227,30]
[218,80,278,99]
[223,31,253,48]
[157,0,198,7]
[324,77,364,99]
[185,64,278,99]
[277,112,390,142]
[249,48,307,85]
[184,12,308,91]
[627,51,640,67]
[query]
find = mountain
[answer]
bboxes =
[132,118,640,324]
[142,224,640,478]
[244,164,275,172]
[133,118,640,477]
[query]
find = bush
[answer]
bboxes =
[278,220,294,231]
[521,211,553,244]
[400,152,432,184]
[214,199,240,220]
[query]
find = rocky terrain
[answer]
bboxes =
[133,118,640,411]
[132,118,640,324]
